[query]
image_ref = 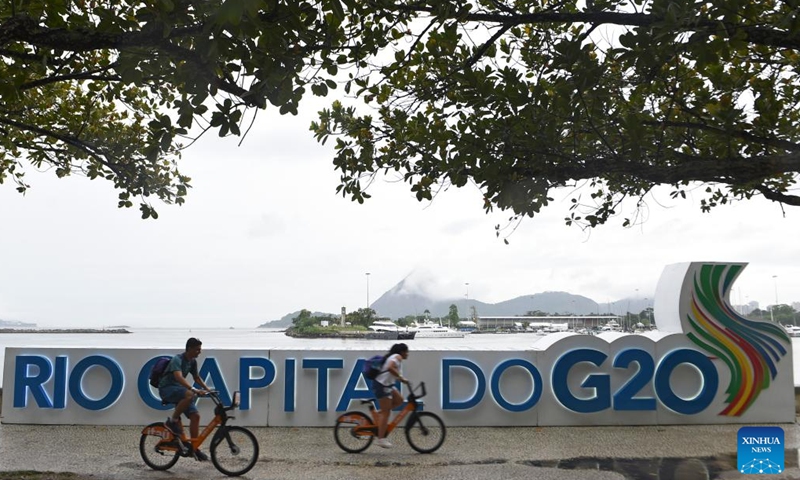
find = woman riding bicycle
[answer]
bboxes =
[371,342,410,448]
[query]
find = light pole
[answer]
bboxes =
[771,275,778,323]
[626,298,631,331]
[365,272,371,314]
[463,282,470,329]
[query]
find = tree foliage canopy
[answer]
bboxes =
[313,0,800,229]
[1,0,367,217]
[3,0,800,226]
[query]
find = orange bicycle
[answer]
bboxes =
[334,381,446,453]
[139,390,259,476]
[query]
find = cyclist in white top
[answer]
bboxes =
[371,343,410,448]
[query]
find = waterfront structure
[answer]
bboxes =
[478,315,622,331]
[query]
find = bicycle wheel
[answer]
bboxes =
[405,411,446,453]
[333,411,374,453]
[210,425,259,476]
[139,422,180,470]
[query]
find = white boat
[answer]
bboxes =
[411,322,466,338]
[367,321,416,340]
[526,322,551,332]
[366,321,399,340]
[600,320,622,332]
[368,320,399,332]
[784,325,800,337]
[526,322,569,334]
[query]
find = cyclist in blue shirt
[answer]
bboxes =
[159,337,211,460]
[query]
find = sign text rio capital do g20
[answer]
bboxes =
[2,262,794,426]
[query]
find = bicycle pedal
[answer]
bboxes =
[176,441,191,456]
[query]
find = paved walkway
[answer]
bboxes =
[1,420,800,480]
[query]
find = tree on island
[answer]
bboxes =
[345,308,376,328]
[3,1,800,227]
[291,309,336,331]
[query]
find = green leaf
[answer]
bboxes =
[329,0,345,23]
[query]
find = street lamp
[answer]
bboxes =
[773,275,779,305]
[626,297,631,331]
[366,272,371,312]
[771,275,778,323]
[465,282,470,302]
[463,282,470,329]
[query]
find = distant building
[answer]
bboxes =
[733,301,759,316]
[477,315,622,331]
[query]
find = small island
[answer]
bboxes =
[276,309,417,340]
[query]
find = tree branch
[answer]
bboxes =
[0,116,112,169]
[463,23,512,71]
[0,14,205,51]
[19,64,122,90]
[374,5,800,50]
[642,120,800,152]
[570,152,800,186]
[754,184,800,206]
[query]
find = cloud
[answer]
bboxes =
[394,268,467,300]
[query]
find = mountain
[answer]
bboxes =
[368,277,652,319]
[256,278,654,326]
[0,319,36,328]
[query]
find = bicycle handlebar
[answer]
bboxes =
[407,381,426,399]
[199,390,239,410]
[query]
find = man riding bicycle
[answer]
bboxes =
[158,337,211,461]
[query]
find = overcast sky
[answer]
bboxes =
[1,102,798,328]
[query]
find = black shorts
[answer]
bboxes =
[371,380,394,399]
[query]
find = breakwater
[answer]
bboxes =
[0,328,130,334]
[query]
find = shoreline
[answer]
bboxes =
[284,329,416,340]
[0,328,130,334]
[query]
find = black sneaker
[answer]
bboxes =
[165,417,183,436]
[194,449,209,461]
